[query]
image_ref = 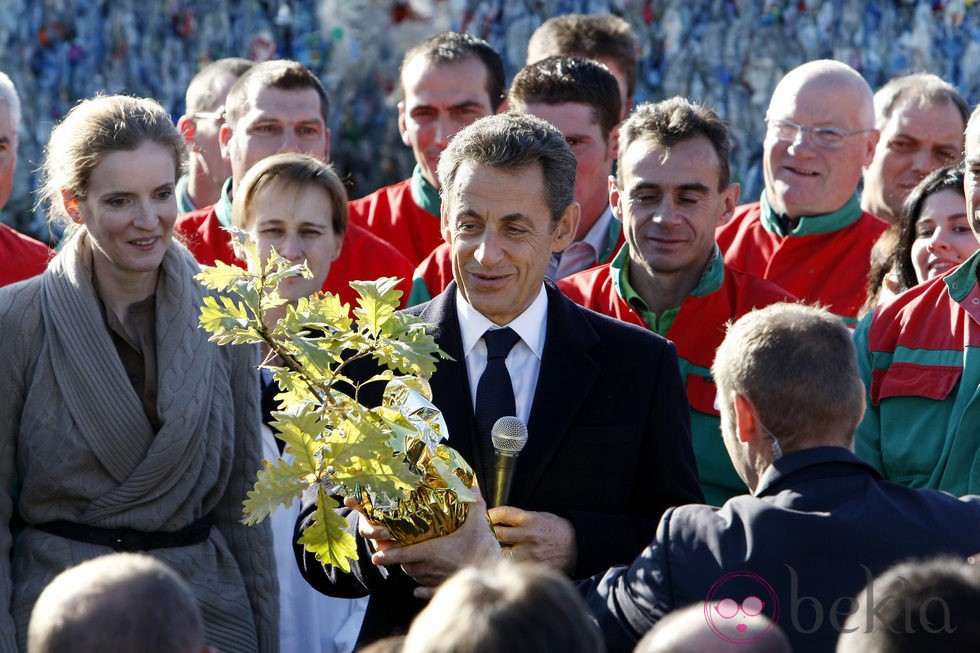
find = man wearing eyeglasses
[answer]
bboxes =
[176,58,254,213]
[716,60,888,325]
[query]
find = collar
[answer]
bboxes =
[215,177,234,229]
[176,174,196,214]
[410,164,442,218]
[579,205,615,258]
[759,191,863,237]
[945,248,980,303]
[455,284,548,361]
[753,446,880,497]
[612,243,724,311]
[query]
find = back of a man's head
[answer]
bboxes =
[27,553,209,653]
[402,561,605,653]
[637,602,791,653]
[712,302,865,450]
[836,556,980,653]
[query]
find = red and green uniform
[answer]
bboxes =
[559,244,796,504]
[0,224,53,288]
[854,250,980,495]
[716,193,886,325]
[408,215,625,307]
[174,180,414,309]
[348,166,444,266]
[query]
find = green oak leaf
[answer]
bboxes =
[242,456,308,524]
[297,486,358,573]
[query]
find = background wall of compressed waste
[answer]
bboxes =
[3,0,977,240]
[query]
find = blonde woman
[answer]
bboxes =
[0,95,276,652]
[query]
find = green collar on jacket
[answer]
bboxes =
[760,191,863,237]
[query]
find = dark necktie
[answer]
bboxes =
[474,327,521,482]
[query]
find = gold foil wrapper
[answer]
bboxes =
[358,379,476,544]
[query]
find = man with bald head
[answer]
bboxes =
[716,60,887,324]
[854,105,980,496]
[861,73,968,225]
[0,70,52,287]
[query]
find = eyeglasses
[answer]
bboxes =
[192,108,225,123]
[766,118,873,148]
[715,596,766,619]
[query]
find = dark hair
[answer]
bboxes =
[508,56,621,142]
[400,31,506,111]
[894,166,965,288]
[437,112,576,227]
[225,59,330,128]
[527,13,639,101]
[184,57,254,114]
[403,561,605,653]
[859,225,901,319]
[619,97,732,191]
[838,556,980,653]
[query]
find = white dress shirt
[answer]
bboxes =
[455,284,548,426]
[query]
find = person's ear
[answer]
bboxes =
[218,123,234,160]
[717,182,740,227]
[177,115,197,144]
[608,175,623,223]
[861,129,880,167]
[732,394,759,444]
[398,101,411,148]
[60,189,83,224]
[551,202,580,253]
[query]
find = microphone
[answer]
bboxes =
[490,416,528,508]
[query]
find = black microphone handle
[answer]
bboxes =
[490,450,520,508]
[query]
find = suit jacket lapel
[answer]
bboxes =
[512,284,600,504]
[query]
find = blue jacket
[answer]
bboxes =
[580,446,980,652]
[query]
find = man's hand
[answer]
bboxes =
[344,496,398,554]
[369,490,503,598]
[489,506,577,574]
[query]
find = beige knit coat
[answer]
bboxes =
[0,232,278,652]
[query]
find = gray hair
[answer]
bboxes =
[27,553,206,653]
[0,70,21,129]
[437,111,576,226]
[874,73,969,129]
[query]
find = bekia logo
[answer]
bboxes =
[704,571,780,644]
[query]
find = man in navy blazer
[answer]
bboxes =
[295,112,703,645]
[581,303,980,652]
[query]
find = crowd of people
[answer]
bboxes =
[1,11,979,653]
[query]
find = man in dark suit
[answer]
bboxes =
[295,111,703,645]
[581,302,980,652]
